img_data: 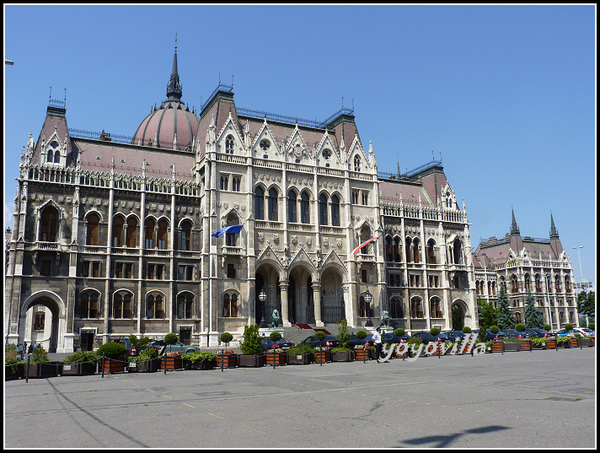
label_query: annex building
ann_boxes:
[7,44,573,353]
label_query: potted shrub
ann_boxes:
[238,324,265,367]
[286,344,313,365]
[331,320,354,362]
[5,344,25,380]
[160,333,184,370]
[182,351,216,370]
[129,347,159,373]
[62,351,99,375]
[353,329,371,360]
[216,332,237,368]
[312,331,331,363]
[265,331,286,365]
[26,345,62,378]
[97,341,127,373]
[489,326,503,353]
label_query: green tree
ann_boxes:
[477,297,498,340]
[577,290,596,320]
[497,285,515,329]
[524,292,544,328]
[239,324,263,355]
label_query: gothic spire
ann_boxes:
[510,207,520,235]
[166,34,182,101]
[549,212,559,239]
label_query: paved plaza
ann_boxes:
[4,347,596,449]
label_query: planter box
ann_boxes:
[331,350,354,362]
[185,360,216,370]
[491,341,503,353]
[265,352,287,365]
[129,359,159,373]
[99,358,126,374]
[215,354,237,368]
[5,363,25,380]
[519,341,532,351]
[312,350,331,363]
[286,352,312,365]
[238,354,265,367]
[545,339,557,349]
[26,362,61,378]
[503,342,521,352]
[579,338,594,347]
[570,338,579,347]
[61,362,97,376]
[160,356,184,370]
[354,348,372,361]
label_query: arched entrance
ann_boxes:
[451,299,469,331]
[321,266,345,323]
[20,293,64,353]
[288,265,313,325]
[255,264,280,327]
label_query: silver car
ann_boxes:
[151,340,199,354]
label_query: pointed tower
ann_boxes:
[549,212,563,257]
[509,208,523,252]
[166,34,182,101]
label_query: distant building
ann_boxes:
[472,210,578,329]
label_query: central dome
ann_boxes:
[132,43,200,151]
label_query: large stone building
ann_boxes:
[472,210,578,330]
[5,46,488,353]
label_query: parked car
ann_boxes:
[301,335,339,349]
[485,329,505,341]
[261,337,295,351]
[346,334,373,348]
[411,331,450,343]
[502,328,530,339]
[555,328,579,338]
[150,340,199,354]
[442,331,467,341]
[382,333,410,344]
[524,328,550,338]
[574,327,594,337]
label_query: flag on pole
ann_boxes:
[352,236,380,255]
[212,224,243,238]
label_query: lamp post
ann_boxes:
[572,246,590,326]
[258,288,268,328]
[364,290,373,327]
[544,274,554,332]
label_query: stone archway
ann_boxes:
[288,265,314,325]
[321,266,345,324]
[20,291,66,353]
[451,299,469,331]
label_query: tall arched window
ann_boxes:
[390,297,404,318]
[126,217,137,248]
[114,292,132,319]
[319,194,328,225]
[33,312,45,331]
[427,239,436,264]
[394,237,402,262]
[411,297,424,318]
[254,187,264,220]
[145,219,155,249]
[223,293,238,317]
[268,188,278,221]
[452,238,462,264]
[354,155,361,172]
[177,293,194,319]
[300,192,310,224]
[146,293,164,319]
[225,135,234,154]
[112,216,124,247]
[157,219,168,249]
[331,195,340,226]
[430,297,442,318]
[86,213,99,245]
[40,206,59,242]
[412,238,420,263]
[385,236,393,262]
[80,291,99,318]
[180,220,192,251]
[288,191,297,223]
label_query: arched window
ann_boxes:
[413,238,420,263]
[157,219,168,249]
[331,195,340,226]
[427,239,436,264]
[144,219,155,249]
[360,225,372,254]
[511,275,519,294]
[225,135,234,154]
[405,237,412,263]
[80,291,99,318]
[33,311,45,331]
[359,294,372,317]
[180,220,192,251]
[390,297,404,318]
[319,194,328,225]
[126,217,137,248]
[86,213,99,245]
[300,191,310,224]
[223,293,238,317]
[226,214,240,247]
[452,238,462,264]
[113,292,132,319]
[40,206,59,242]
[112,216,124,247]
[268,188,278,221]
[354,155,361,172]
[177,293,194,319]
[146,293,164,319]
[54,150,61,164]
[524,274,531,292]
[385,236,393,262]
[254,187,264,220]
[430,297,443,318]
[411,297,424,318]
[288,191,297,223]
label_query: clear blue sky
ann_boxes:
[4,4,596,288]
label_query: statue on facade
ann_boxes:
[271,309,281,328]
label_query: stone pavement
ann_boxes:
[5,347,596,449]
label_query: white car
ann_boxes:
[574,327,594,336]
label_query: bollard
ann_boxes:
[101,353,105,378]
[25,354,30,383]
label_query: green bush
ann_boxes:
[314,331,325,341]
[128,334,152,351]
[543,324,551,331]
[588,322,595,331]
[286,344,314,355]
[129,347,158,363]
[63,351,99,364]
[337,319,351,349]
[564,323,573,330]
[220,332,233,344]
[164,333,178,345]
[182,351,216,364]
[356,329,368,340]
[30,345,50,363]
[239,324,263,355]
[462,326,472,334]
[515,323,526,332]
[407,337,422,346]
[269,331,282,342]
[430,327,440,336]
[394,328,405,337]
[5,344,21,365]
[490,325,500,334]
[97,341,126,359]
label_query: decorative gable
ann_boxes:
[216,112,246,155]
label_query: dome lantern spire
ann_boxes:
[166,34,182,101]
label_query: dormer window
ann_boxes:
[225,135,234,154]
[354,155,361,172]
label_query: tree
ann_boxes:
[524,292,544,328]
[496,285,515,329]
[577,290,595,319]
[477,297,498,340]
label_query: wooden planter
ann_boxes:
[61,362,97,376]
[100,357,126,374]
[129,359,159,373]
[5,363,25,380]
[26,362,61,378]
[545,339,557,349]
[238,354,265,367]
[579,338,594,347]
[354,348,372,360]
[312,350,331,363]
[215,354,237,368]
[570,338,579,347]
[286,352,312,365]
[185,360,216,370]
[160,356,184,370]
[265,352,287,365]
[503,342,520,352]
[331,350,354,362]
[519,340,532,351]
[491,341,504,353]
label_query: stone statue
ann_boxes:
[271,309,281,328]
[381,310,391,327]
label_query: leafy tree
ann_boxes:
[577,290,596,319]
[337,319,351,349]
[239,324,263,355]
[497,285,515,329]
[477,297,498,340]
[524,292,544,328]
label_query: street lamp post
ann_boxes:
[258,288,268,328]
[544,274,554,332]
[364,290,373,327]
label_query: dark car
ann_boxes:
[382,333,410,344]
[301,335,339,349]
[524,328,550,338]
[485,329,505,340]
[261,337,295,351]
[149,340,199,354]
[346,334,373,348]
[411,331,450,343]
[502,328,530,339]
[442,331,467,342]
